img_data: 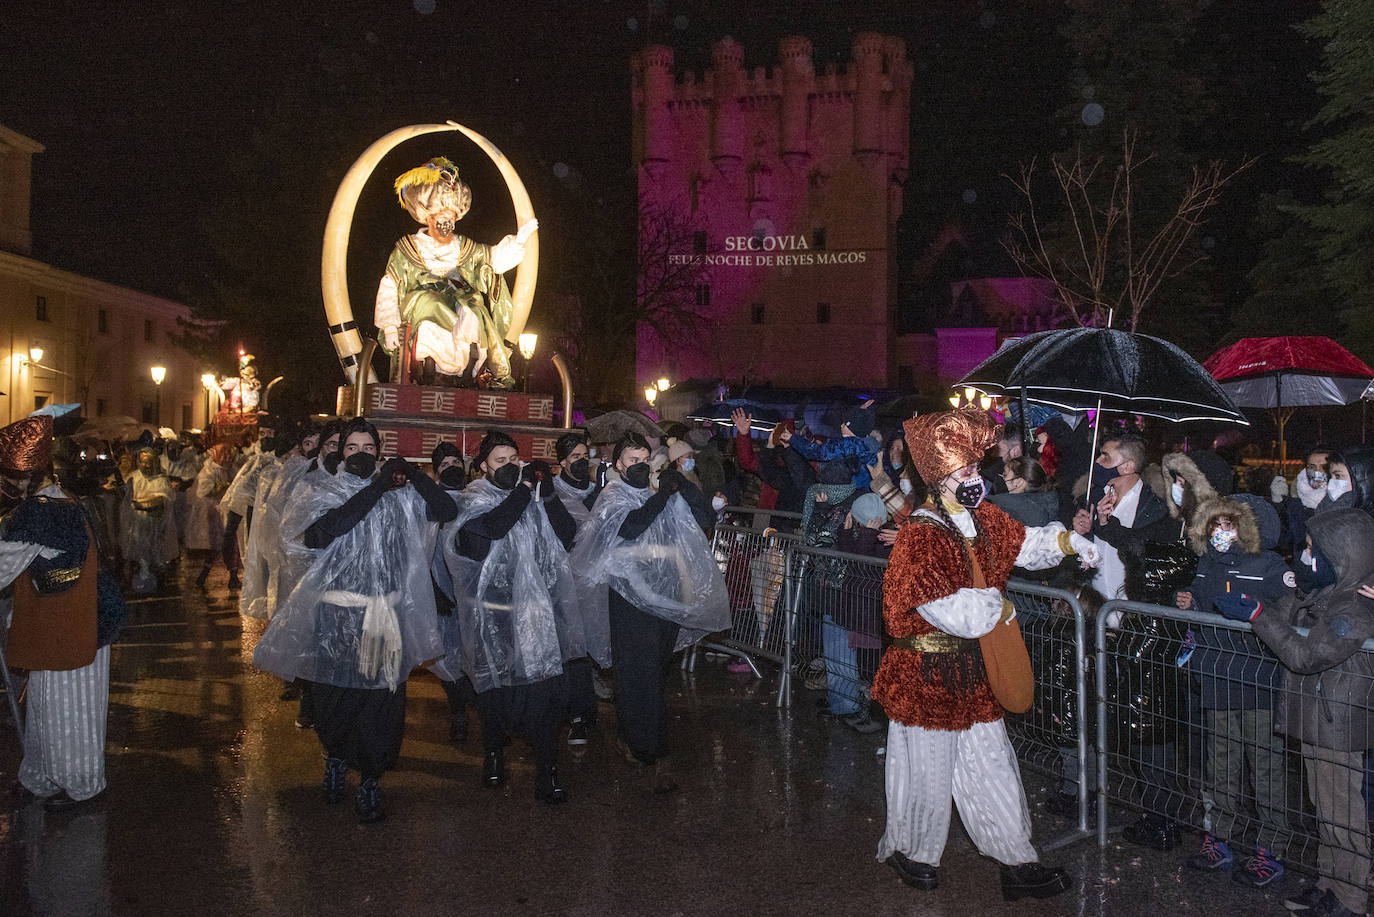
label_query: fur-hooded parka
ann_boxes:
[1186,494,1261,556]
[1161,451,1230,520]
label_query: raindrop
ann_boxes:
[1081,102,1105,126]
[553,162,570,179]
[626,17,638,32]
[962,188,977,204]
[1201,235,1216,250]
[980,10,997,28]
[412,0,436,14]
[1081,84,1095,100]
[365,31,379,45]
[674,13,689,30]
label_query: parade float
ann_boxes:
[321,122,572,462]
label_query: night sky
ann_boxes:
[1,0,1323,409]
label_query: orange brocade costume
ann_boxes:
[870,502,1025,731]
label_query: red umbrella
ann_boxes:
[1204,336,1374,463]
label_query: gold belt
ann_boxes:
[890,632,978,654]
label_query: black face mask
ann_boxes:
[259,437,276,453]
[305,445,320,459]
[490,463,520,490]
[323,453,341,475]
[1095,462,1122,483]
[566,457,591,483]
[953,477,987,509]
[343,452,377,479]
[624,462,651,489]
[438,466,465,489]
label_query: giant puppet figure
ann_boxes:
[374,157,538,388]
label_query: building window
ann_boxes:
[750,303,766,324]
[182,404,192,430]
[141,401,155,424]
[812,227,827,249]
[144,319,154,342]
[96,398,106,417]
[693,231,708,254]
[816,302,831,324]
[695,284,711,307]
[98,309,108,333]
[35,295,48,321]
[34,394,49,411]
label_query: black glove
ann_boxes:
[379,457,410,487]
[529,460,556,499]
[657,469,685,495]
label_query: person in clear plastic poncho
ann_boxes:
[123,446,178,593]
[252,418,457,823]
[239,422,321,621]
[438,431,591,804]
[422,440,472,745]
[569,432,729,794]
[550,431,603,746]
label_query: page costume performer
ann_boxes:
[873,407,1096,901]
[374,157,537,388]
[0,415,126,808]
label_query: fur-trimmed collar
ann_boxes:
[1186,495,1260,556]
[1161,452,1220,519]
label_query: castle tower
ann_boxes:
[633,35,913,393]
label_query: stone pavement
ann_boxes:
[1,564,1301,916]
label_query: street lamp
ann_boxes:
[201,372,217,428]
[644,386,658,406]
[28,345,43,364]
[151,365,166,428]
[948,394,961,408]
[656,376,670,392]
[517,333,538,393]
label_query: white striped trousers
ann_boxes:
[878,718,1039,867]
[19,644,111,801]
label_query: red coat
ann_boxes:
[871,502,1025,730]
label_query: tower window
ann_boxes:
[693,231,708,254]
[35,296,48,321]
[695,284,711,307]
[812,227,827,249]
[144,319,154,342]
[98,309,108,333]
[816,302,831,324]
[750,303,765,324]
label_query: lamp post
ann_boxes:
[150,365,166,428]
[644,385,658,408]
[201,372,216,429]
[518,333,538,393]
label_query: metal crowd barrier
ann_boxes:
[1095,599,1374,894]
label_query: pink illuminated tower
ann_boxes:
[632,35,913,392]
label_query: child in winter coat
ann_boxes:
[1174,493,1291,887]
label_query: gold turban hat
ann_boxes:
[903,406,1001,487]
[0,415,54,473]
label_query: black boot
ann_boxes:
[1123,814,1180,851]
[195,565,210,589]
[482,750,506,788]
[1000,863,1072,901]
[885,851,938,890]
[355,777,385,823]
[227,572,241,591]
[534,765,567,805]
[322,757,348,804]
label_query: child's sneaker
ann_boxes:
[1186,833,1233,871]
[1232,847,1283,888]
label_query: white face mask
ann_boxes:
[898,478,914,495]
[711,495,727,512]
[1327,478,1352,500]
[1171,482,1185,505]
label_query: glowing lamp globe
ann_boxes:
[150,365,167,385]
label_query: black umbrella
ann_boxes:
[958,328,1247,425]
[957,326,1247,501]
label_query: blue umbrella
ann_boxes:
[685,399,780,433]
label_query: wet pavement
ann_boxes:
[2,564,1300,916]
